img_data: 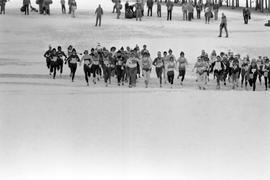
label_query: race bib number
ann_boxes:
[249,74,254,79]
[264,72,268,77]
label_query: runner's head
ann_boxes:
[72,49,76,55]
[168,49,172,54]
[157,51,161,57]
[180,51,184,57]
[84,50,88,55]
[57,46,62,51]
[163,51,167,56]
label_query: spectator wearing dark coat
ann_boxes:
[23,0,31,15]
[157,0,161,17]
[218,13,228,38]
[147,0,154,16]
[166,0,174,21]
[0,0,7,14]
[243,7,250,24]
[95,4,103,26]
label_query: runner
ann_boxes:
[210,56,225,89]
[141,51,152,88]
[44,45,52,72]
[176,51,188,86]
[81,50,92,86]
[56,46,67,77]
[193,57,208,90]
[262,57,270,90]
[247,59,259,91]
[126,51,139,88]
[66,48,80,82]
[153,51,164,87]
[49,48,60,79]
[166,56,176,88]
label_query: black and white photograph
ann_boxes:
[0,0,270,180]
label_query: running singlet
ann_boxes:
[57,51,66,60]
[103,57,111,67]
[154,57,164,68]
[69,55,80,64]
[142,57,151,70]
[51,55,58,62]
[214,61,222,71]
[263,64,270,77]
[178,57,187,70]
[92,56,99,65]
[82,55,92,65]
[167,62,175,72]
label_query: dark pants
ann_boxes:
[50,61,58,79]
[197,10,201,19]
[129,67,137,87]
[70,63,77,81]
[241,69,248,87]
[0,3,5,14]
[91,64,100,78]
[219,23,228,37]
[57,59,64,74]
[188,12,192,21]
[214,71,223,87]
[167,10,172,20]
[179,69,186,82]
[96,15,102,26]
[264,76,270,90]
[25,4,29,15]
[156,67,163,84]
[147,7,153,16]
[244,15,249,24]
[116,65,125,84]
[248,73,257,91]
[157,9,161,17]
[167,71,174,85]
[62,4,66,14]
[103,66,111,83]
[46,58,51,69]
[69,5,72,14]
[84,64,91,83]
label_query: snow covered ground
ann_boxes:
[0,4,270,180]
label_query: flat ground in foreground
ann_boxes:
[0,7,270,180]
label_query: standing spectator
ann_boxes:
[182,1,187,21]
[187,1,193,21]
[0,0,7,15]
[243,7,250,24]
[204,6,211,24]
[213,2,219,20]
[95,4,103,26]
[68,0,72,14]
[147,0,153,16]
[70,0,77,18]
[157,0,161,17]
[166,0,174,21]
[196,0,202,19]
[218,13,228,38]
[42,0,52,15]
[116,1,122,19]
[23,0,30,15]
[135,1,142,21]
[61,0,66,14]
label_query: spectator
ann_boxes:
[213,2,219,20]
[23,0,31,15]
[0,0,7,15]
[182,1,187,21]
[196,1,202,19]
[218,13,228,38]
[243,7,250,24]
[157,0,161,17]
[95,4,103,26]
[61,0,66,14]
[147,0,154,16]
[166,0,174,21]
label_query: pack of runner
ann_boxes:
[44,44,270,91]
